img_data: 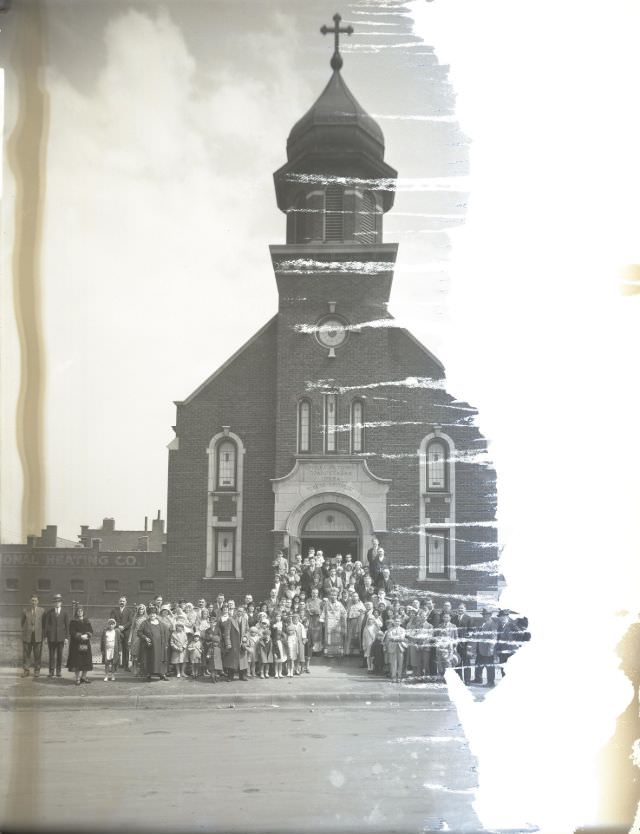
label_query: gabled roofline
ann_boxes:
[182,315,278,405]
[398,327,445,373]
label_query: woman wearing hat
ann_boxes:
[67,605,94,685]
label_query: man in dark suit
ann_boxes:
[110,595,133,670]
[44,593,69,677]
[21,595,45,677]
[366,537,380,569]
[375,567,393,595]
[452,602,473,685]
[369,547,386,584]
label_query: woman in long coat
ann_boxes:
[67,606,93,685]
[138,607,170,681]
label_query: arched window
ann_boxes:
[298,399,311,453]
[207,429,245,579]
[325,185,344,241]
[216,440,236,489]
[419,431,456,582]
[427,440,447,490]
[351,399,365,453]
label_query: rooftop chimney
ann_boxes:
[42,525,58,547]
[102,518,115,532]
[91,538,101,551]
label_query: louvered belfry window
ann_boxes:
[325,185,344,241]
[359,191,377,245]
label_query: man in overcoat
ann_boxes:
[21,595,45,677]
[43,594,69,677]
[220,601,248,681]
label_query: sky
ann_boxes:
[2,0,640,830]
[2,0,468,542]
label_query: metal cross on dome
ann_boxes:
[320,13,354,72]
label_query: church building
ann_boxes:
[166,18,498,606]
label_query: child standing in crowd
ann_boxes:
[295,610,310,674]
[170,622,188,679]
[204,628,223,683]
[384,616,407,683]
[187,633,203,679]
[101,618,120,682]
[247,626,260,677]
[271,616,285,679]
[259,623,273,678]
[285,623,298,677]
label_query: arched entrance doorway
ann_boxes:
[299,505,360,561]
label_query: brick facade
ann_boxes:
[166,62,498,607]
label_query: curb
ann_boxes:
[0,686,452,711]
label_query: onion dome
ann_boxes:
[286,69,385,166]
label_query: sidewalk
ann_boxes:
[0,658,460,711]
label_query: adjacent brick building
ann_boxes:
[0,520,167,664]
[167,49,498,606]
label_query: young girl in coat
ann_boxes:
[187,633,203,679]
[258,623,273,678]
[170,622,188,678]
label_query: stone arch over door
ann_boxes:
[286,492,374,564]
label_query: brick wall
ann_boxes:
[167,318,278,601]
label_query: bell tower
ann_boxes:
[270,13,401,482]
[273,13,397,251]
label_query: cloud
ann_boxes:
[41,7,309,532]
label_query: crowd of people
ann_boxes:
[19,542,529,686]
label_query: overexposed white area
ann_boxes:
[411,1,640,831]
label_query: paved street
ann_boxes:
[0,699,481,833]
